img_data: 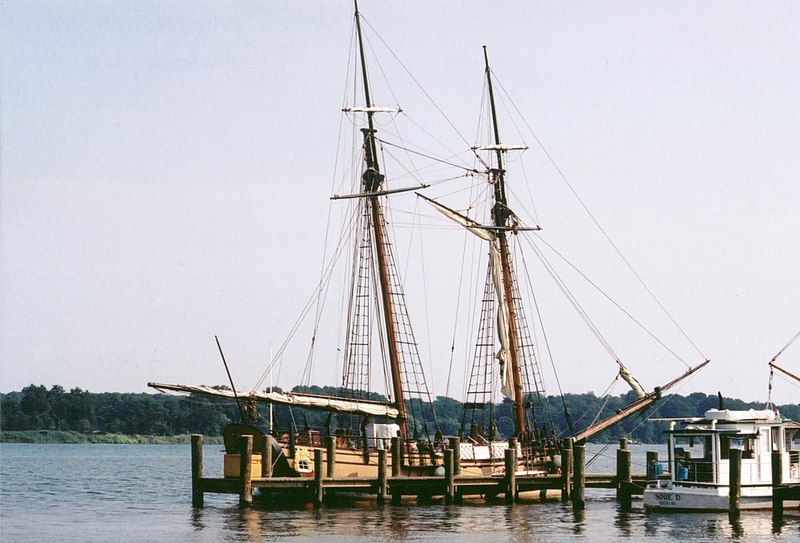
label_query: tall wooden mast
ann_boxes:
[483,46,526,439]
[354,3,408,438]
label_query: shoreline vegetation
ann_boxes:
[2,384,798,445]
[0,430,225,445]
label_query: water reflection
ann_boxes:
[614,506,633,537]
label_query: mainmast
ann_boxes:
[483,46,526,439]
[354,3,408,438]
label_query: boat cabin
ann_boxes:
[660,409,799,487]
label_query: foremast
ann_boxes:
[353,3,408,439]
[483,47,527,439]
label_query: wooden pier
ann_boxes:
[771,450,800,520]
[190,435,650,508]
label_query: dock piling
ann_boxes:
[646,451,659,480]
[191,434,204,507]
[326,435,337,477]
[314,448,324,506]
[444,449,455,505]
[771,450,784,519]
[572,444,586,509]
[239,435,253,508]
[728,448,741,516]
[504,447,517,504]
[449,437,461,476]
[262,435,272,478]
[391,437,401,476]
[561,439,572,502]
[377,448,388,504]
[616,438,632,507]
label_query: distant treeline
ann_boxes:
[2,384,798,444]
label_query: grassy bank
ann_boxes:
[0,431,224,445]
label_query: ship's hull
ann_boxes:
[643,482,797,511]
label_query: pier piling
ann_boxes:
[728,448,741,516]
[238,435,253,508]
[616,438,632,507]
[444,449,455,504]
[561,439,572,502]
[645,451,659,480]
[572,444,586,509]
[326,435,337,477]
[314,448,324,506]
[391,437,401,476]
[377,449,388,504]
[191,434,204,507]
[391,437,402,504]
[262,435,272,478]
[449,437,461,476]
[504,448,517,504]
[771,450,783,519]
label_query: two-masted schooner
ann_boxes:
[150,3,709,484]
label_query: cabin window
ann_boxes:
[723,437,755,459]
[297,459,310,472]
[672,435,713,482]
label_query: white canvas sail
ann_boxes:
[418,193,495,242]
[148,382,401,419]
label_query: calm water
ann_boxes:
[1,443,797,542]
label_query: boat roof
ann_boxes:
[703,408,780,422]
[659,408,800,435]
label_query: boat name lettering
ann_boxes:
[654,493,681,502]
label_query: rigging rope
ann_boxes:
[492,76,707,362]
[770,329,800,363]
[375,137,480,174]
[528,232,691,368]
[358,14,476,156]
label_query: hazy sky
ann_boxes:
[2,1,798,405]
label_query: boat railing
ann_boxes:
[277,423,442,466]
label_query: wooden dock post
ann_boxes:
[572,444,586,509]
[326,435,337,477]
[391,437,401,476]
[377,448,388,504]
[262,435,272,478]
[646,450,659,480]
[314,448,324,506]
[504,447,517,504]
[449,437,461,476]
[191,434,204,508]
[239,435,253,508]
[616,438,632,507]
[729,448,741,516]
[561,438,572,502]
[771,450,783,519]
[444,448,455,505]
[391,437,402,505]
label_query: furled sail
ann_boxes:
[616,360,646,399]
[491,240,515,398]
[148,382,401,419]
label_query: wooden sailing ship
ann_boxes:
[419,47,708,477]
[150,3,710,485]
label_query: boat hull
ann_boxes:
[643,483,782,511]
